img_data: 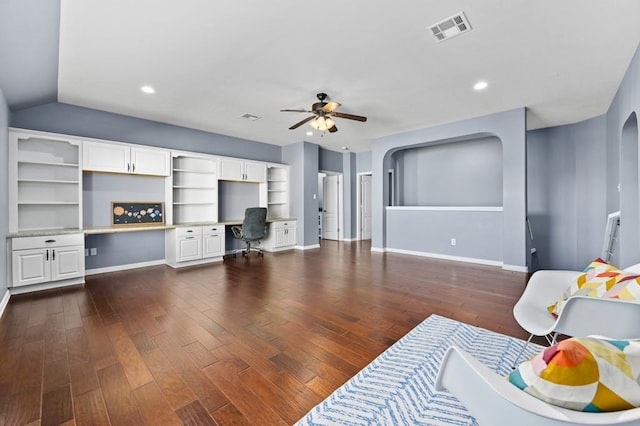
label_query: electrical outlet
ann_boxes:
[451,238,456,246]
[84,248,89,257]
[90,248,97,256]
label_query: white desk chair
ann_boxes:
[436,346,640,425]
[512,268,640,367]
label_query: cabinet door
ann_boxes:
[219,158,244,181]
[177,236,202,261]
[203,233,224,258]
[274,228,287,247]
[244,161,266,182]
[12,248,50,287]
[51,245,85,281]
[83,141,130,173]
[285,226,297,246]
[131,146,170,176]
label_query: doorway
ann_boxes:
[357,172,372,240]
[319,172,343,241]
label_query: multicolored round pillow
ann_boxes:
[508,337,640,411]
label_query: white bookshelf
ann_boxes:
[9,131,82,232]
[170,154,218,224]
[266,164,290,219]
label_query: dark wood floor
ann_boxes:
[0,240,532,425]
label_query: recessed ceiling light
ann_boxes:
[140,85,155,94]
[306,131,313,136]
[473,81,488,91]
[341,146,349,151]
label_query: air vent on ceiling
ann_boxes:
[429,12,472,42]
[239,113,261,121]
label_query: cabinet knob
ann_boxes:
[45,239,56,243]
[186,230,193,233]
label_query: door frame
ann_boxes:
[356,172,372,241]
[320,171,344,241]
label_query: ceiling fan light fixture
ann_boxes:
[309,116,335,131]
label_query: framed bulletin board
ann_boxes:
[112,202,164,226]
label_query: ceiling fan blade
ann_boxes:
[323,101,341,112]
[281,109,312,113]
[330,111,367,122]
[289,115,316,130]
[328,124,338,133]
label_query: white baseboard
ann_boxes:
[502,264,529,273]
[385,247,503,268]
[85,259,166,276]
[0,289,10,319]
[371,247,386,253]
[295,244,320,250]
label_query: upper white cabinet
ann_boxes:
[169,153,218,224]
[83,140,170,176]
[9,130,82,233]
[219,157,266,182]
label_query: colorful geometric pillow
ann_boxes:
[508,337,640,412]
[547,259,638,316]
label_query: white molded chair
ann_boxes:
[512,269,640,366]
[435,346,640,425]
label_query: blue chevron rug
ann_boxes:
[296,314,543,425]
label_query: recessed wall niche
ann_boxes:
[391,136,503,206]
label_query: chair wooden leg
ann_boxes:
[512,334,534,369]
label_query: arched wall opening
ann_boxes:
[619,112,639,267]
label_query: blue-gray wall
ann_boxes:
[11,102,282,162]
[527,116,607,270]
[394,136,503,207]
[283,141,320,247]
[0,88,9,304]
[371,108,527,271]
[0,0,59,110]
[343,152,356,239]
[356,151,371,173]
[319,148,343,173]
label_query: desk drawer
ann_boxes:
[175,226,202,237]
[271,220,295,230]
[11,233,84,250]
[202,225,223,235]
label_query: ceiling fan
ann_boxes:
[281,93,367,133]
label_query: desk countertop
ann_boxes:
[9,218,297,238]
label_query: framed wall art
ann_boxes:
[112,202,164,226]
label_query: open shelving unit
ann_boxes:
[170,154,218,224]
[266,164,290,219]
[9,133,82,232]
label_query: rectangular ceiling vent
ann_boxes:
[429,12,472,42]
[240,113,261,121]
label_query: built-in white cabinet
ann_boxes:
[165,225,225,268]
[9,130,82,233]
[83,141,170,176]
[9,234,85,292]
[266,164,290,219]
[219,157,266,182]
[168,154,218,224]
[262,219,297,252]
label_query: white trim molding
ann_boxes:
[386,206,503,212]
[0,289,10,319]
[502,264,529,273]
[85,259,166,276]
[385,247,503,268]
[295,244,320,250]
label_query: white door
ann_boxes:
[323,175,339,240]
[361,174,372,240]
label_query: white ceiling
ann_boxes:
[57,1,640,152]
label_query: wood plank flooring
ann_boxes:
[0,240,532,425]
